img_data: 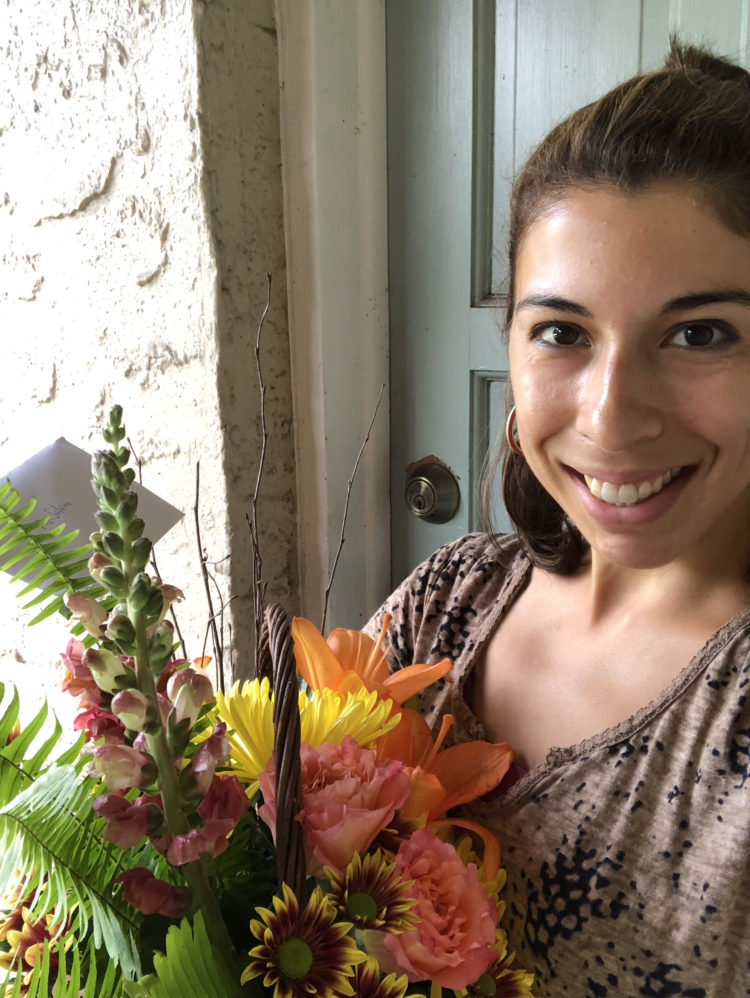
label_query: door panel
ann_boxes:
[388,0,750,586]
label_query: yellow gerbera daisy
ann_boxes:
[242,883,366,998]
[216,680,400,797]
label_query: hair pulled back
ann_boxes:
[492,40,750,573]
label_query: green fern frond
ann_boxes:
[121,913,249,998]
[0,479,105,625]
[0,765,142,979]
[0,682,85,806]
[2,938,123,998]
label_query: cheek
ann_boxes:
[512,366,575,443]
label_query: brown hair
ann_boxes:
[486,40,750,573]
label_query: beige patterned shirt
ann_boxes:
[365,533,750,998]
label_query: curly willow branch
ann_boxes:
[266,602,307,902]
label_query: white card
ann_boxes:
[1,437,183,587]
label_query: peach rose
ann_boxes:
[383,828,496,989]
[258,735,411,874]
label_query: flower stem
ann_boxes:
[133,615,237,961]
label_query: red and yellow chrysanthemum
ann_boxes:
[325,850,418,934]
[243,883,366,998]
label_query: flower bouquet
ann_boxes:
[0,405,534,998]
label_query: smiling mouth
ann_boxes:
[581,468,685,507]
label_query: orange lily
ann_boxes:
[387,712,510,880]
[391,711,513,820]
[291,614,453,705]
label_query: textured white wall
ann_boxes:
[0,0,297,730]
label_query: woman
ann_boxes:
[366,42,750,996]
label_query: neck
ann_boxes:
[578,547,750,629]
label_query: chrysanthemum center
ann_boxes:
[277,937,314,980]
[472,972,497,996]
[346,891,378,921]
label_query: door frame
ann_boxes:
[275,0,391,629]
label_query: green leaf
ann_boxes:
[132,912,248,998]
[2,938,123,998]
[0,479,109,625]
[0,764,142,979]
[0,682,86,805]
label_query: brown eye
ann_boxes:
[536,323,582,346]
[668,321,735,348]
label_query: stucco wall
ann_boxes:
[0,0,297,730]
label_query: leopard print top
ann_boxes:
[364,533,750,998]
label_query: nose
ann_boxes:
[575,345,665,450]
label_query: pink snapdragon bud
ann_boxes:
[90,743,155,791]
[111,689,156,731]
[87,552,113,586]
[74,706,126,744]
[115,868,191,918]
[181,722,230,797]
[165,778,248,866]
[198,773,250,824]
[167,668,214,727]
[82,648,131,695]
[60,638,101,707]
[93,793,163,848]
[64,592,107,638]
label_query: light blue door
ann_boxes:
[387,0,750,585]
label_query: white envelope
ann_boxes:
[1,437,183,587]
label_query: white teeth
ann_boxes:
[600,481,619,504]
[617,483,639,505]
[583,468,683,507]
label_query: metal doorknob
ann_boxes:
[405,460,460,523]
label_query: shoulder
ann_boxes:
[364,533,525,670]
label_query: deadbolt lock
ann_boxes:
[405,460,460,523]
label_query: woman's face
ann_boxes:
[509,184,750,573]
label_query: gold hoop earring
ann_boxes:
[505,406,524,456]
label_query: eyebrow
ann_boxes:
[513,294,592,317]
[661,289,750,312]
[513,288,750,317]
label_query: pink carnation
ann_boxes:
[258,735,411,875]
[382,828,496,989]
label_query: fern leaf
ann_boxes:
[0,479,107,625]
[2,939,123,998]
[0,765,142,978]
[0,682,85,806]
[134,913,248,998]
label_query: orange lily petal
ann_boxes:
[291,617,349,691]
[430,740,514,816]
[381,658,453,704]
[376,706,422,765]
[430,817,501,879]
[327,614,391,685]
[400,769,446,820]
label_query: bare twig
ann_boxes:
[321,382,386,633]
[201,594,238,675]
[194,461,225,692]
[248,273,272,677]
[127,435,189,660]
